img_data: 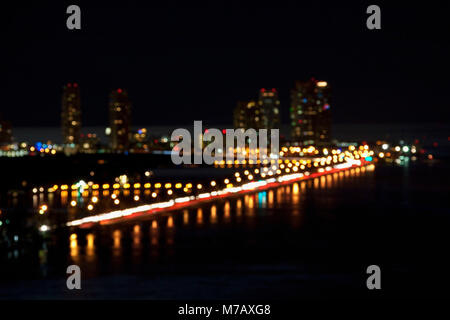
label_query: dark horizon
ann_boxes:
[1,1,449,128]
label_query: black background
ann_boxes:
[0,0,449,127]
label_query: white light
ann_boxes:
[382,144,389,150]
[198,193,211,199]
[40,225,49,232]
[175,197,190,203]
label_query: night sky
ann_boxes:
[1,1,449,128]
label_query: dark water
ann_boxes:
[1,162,449,299]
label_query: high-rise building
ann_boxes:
[290,79,331,146]
[61,83,81,149]
[233,100,264,130]
[109,88,131,152]
[0,114,12,146]
[80,133,100,154]
[258,88,281,129]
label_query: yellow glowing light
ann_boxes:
[70,200,77,207]
[87,204,94,211]
[155,183,161,189]
[134,195,140,201]
[224,179,230,184]
[210,181,216,187]
[152,192,157,198]
[133,183,141,189]
[167,190,173,195]
[197,184,202,190]
[113,183,120,189]
[91,196,98,203]
[164,183,172,189]
[114,199,120,205]
[175,183,182,189]
[144,183,151,188]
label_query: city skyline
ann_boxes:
[2,80,334,148]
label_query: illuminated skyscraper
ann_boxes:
[61,83,81,149]
[80,133,100,154]
[0,114,12,146]
[290,79,331,146]
[109,88,131,152]
[258,88,280,129]
[233,100,263,130]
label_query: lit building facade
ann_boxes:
[80,133,100,154]
[61,83,81,148]
[109,88,131,152]
[0,118,12,146]
[233,100,264,130]
[131,128,150,153]
[258,88,281,129]
[290,79,331,146]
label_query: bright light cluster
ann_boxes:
[32,144,374,230]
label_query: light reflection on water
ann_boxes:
[210,205,217,224]
[224,201,230,221]
[60,165,375,277]
[196,208,203,225]
[183,209,189,225]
